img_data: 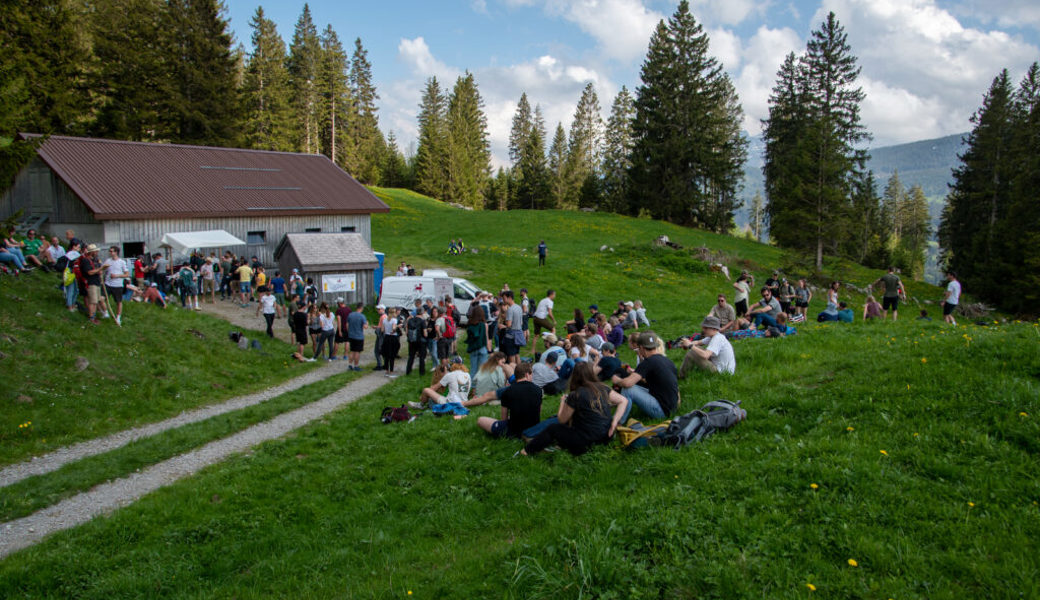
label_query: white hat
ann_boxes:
[376,304,386,310]
[336,298,345,304]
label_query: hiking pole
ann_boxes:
[99,280,120,328]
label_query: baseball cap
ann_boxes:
[637,331,659,349]
[588,304,598,310]
[375,304,385,310]
[542,332,558,344]
[600,341,615,352]
[451,356,464,364]
[625,301,635,307]
[151,282,158,288]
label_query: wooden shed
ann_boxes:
[1,134,389,265]
[274,233,380,306]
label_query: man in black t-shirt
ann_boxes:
[612,331,679,422]
[475,363,543,438]
[593,342,624,382]
[873,267,905,321]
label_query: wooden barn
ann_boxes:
[274,233,380,305]
[0,134,389,266]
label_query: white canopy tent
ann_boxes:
[159,230,246,253]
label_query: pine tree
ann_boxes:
[547,123,569,209]
[845,170,888,267]
[762,13,869,269]
[241,7,293,151]
[414,76,448,199]
[898,184,931,278]
[159,0,241,146]
[509,92,534,167]
[601,86,635,214]
[564,82,603,209]
[345,38,385,183]
[1003,63,1040,312]
[288,5,321,153]
[381,132,410,188]
[882,170,905,241]
[515,121,549,209]
[317,24,349,162]
[939,70,1015,298]
[445,72,491,208]
[629,1,747,230]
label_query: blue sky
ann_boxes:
[223,0,1040,167]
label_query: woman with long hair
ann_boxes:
[521,362,628,456]
[473,351,508,399]
[565,308,585,334]
[381,307,403,376]
[466,302,492,376]
[315,302,336,360]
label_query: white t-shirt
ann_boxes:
[439,370,471,404]
[705,333,736,374]
[586,334,604,350]
[319,312,336,331]
[260,295,277,315]
[534,297,554,319]
[102,258,127,288]
[734,281,749,303]
[946,280,961,305]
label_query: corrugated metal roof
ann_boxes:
[277,232,378,269]
[19,134,390,220]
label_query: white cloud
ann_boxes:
[709,27,743,70]
[540,0,664,62]
[692,0,767,26]
[730,26,803,137]
[397,37,458,81]
[471,0,489,15]
[814,0,1039,144]
[954,0,1040,29]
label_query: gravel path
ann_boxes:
[0,359,361,488]
[0,371,392,559]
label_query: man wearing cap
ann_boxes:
[612,331,679,421]
[678,316,736,378]
[621,301,638,330]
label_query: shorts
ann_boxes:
[532,315,554,334]
[105,285,124,301]
[349,338,364,352]
[489,419,510,438]
[735,299,748,316]
[274,292,286,306]
[943,302,956,316]
[184,285,198,296]
[295,329,308,345]
[87,285,101,304]
[795,300,809,308]
[203,279,215,293]
[239,281,251,294]
[501,335,519,357]
[335,332,347,344]
[882,296,899,311]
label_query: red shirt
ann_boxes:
[134,259,145,279]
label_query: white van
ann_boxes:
[378,272,481,323]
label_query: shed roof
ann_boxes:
[275,232,379,270]
[19,134,389,220]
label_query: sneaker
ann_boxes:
[407,401,425,410]
[115,315,121,326]
[101,312,110,319]
[306,358,316,362]
[388,373,398,379]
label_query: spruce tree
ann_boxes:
[547,123,569,209]
[898,184,931,279]
[159,0,241,146]
[381,132,410,188]
[317,25,349,162]
[564,82,603,209]
[445,72,491,208]
[629,1,746,230]
[1003,63,1040,311]
[288,5,321,153]
[509,92,534,167]
[414,76,448,199]
[242,7,293,151]
[515,121,549,209]
[601,86,635,214]
[346,38,385,183]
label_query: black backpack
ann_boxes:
[657,400,746,449]
[406,315,425,343]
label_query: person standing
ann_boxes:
[82,245,103,323]
[537,240,547,266]
[733,273,751,318]
[256,287,278,338]
[794,279,812,319]
[150,252,169,295]
[532,289,556,336]
[178,262,200,311]
[334,298,351,357]
[270,271,287,316]
[502,290,525,365]
[465,303,491,377]
[102,246,130,324]
[406,306,429,376]
[942,271,961,326]
[346,302,368,371]
[373,304,387,371]
[235,261,253,306]
[200,258,216,304]
[381,307,402,376]
[874,267,905,321]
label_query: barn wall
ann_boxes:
[103,215,372,265]
[1,158,101,233]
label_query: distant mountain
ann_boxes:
[735,132,968,232]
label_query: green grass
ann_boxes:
[0,274,316,466]
[1,189,1037,598]
[0,369,361,522]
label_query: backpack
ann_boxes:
[406,315,424,343]
[616,419,670,449]
[62,266,76,286]
[658,400,746,449]
[443,314,456,338]
[381,405,415,424]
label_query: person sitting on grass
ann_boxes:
[565,308,585,335]
[612,331,680,422]
[916,309,932,322]
[532,350,567,395]
[749,287,783,329]
[678,316,736,378]
[820,302,854,323]
[605,316,624,348]
[411,357,472,409]
[473,362,543,439]
[584,323,605,351]
[471,351,511,400]
[593,342,626,382]
[520,363,629,457]
[143,282,167,309]
[863,295,883,320]
[632,300,651,327]
[708,294,738,333]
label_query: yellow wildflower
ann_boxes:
[1020,412,1029,417]
[846,426,855,432]
[880,450,888,456]
[968,502,975,507]
[810,483,819,490]
[806,583,816,591]
[920,357,927,363]
[848,559,858,567]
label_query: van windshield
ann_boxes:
[454,282,475,300]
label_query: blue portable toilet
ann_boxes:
[373,251,385,301]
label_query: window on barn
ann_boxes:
[340,226,356,233]
[305,228,321,233]
[247,231,266,245]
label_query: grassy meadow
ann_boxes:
[0,188,1038,598]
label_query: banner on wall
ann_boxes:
[322,273,357,293]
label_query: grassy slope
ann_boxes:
[1,189,1037,598]
[0,275,316,466]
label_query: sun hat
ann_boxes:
[700,315,722,330]
[84,244,99,253]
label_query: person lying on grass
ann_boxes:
[472,363,544,439]
[411,357,471,409]
[520,363,629,457]
[613,331,680,422]
[678,315,736,378]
